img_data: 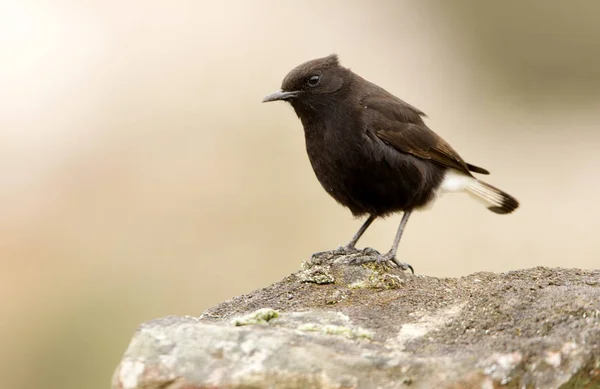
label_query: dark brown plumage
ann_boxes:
[263,54,518,271]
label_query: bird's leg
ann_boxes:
[310,215,377,262]
[341,214,376,252]
[377,210,414,273]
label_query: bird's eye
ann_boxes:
[307,75,320,87]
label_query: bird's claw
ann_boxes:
[380,254,414,274]
[311,245,374,263]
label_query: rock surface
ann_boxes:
[112,253,600,389]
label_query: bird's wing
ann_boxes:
[363,95,489,175]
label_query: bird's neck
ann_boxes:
[292,103,323,129]
[292,96,351,132]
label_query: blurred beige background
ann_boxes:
[1,1,599,388]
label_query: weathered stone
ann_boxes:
[112,255,600,389]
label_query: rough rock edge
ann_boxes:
[112,255,600,389]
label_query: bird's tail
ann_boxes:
[464,178,519,214]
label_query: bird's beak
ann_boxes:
[262,89,299,103]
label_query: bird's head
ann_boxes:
[262,54,350,110]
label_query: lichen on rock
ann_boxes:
[231,308,280,326]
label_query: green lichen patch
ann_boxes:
[297,266,335,284]
[231,308,280,326]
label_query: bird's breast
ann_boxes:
[303,123,444,216]
[304,124,364,184]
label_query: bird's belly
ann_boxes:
[306,143,443,216]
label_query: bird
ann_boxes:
[262,54,518,272]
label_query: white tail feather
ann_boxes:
[464,179,505,208]
[439,170,518,214]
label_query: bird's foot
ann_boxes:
[310,245,373,263]
[380,252,414,274]
[347,251,414,274]
[337,243,361,255]
[310,246,413,273]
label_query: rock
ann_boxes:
[112,254,600,389]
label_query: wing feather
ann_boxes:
[363,95,488,175]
